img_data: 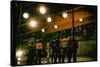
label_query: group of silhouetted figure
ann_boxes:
[26,37,78,65]
[50,37,78,63]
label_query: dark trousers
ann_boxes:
[73,49,77,62]
[35,50,42,64]
[67,48,77,63]
[27,54,35,64]
[61,48,66,63]
[51,50,57,63]
[58,49,61,63]
[35,56,41,64]
[67,48,72,63]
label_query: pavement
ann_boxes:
[17,56,96,65]
[41,56,96,64]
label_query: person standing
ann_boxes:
[26,37,36,65]
[73,39,78,62]
[46,43,51,63]
[61,46,66,63]
[57,42,62,63]
[51,41,59,63]
[60,38,67,63]
[50,42,55,64]
[67,37,78,63]
[35,40,43,64]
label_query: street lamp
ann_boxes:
[39,6,46,14]
[23,12,29,19]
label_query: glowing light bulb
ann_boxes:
[39,6,46,14]
[79,18,83,22]
[62,12,68,18]
[41,29,45,32]
[47,17,52,22]
[29,20,37,28]
[54,25,58,29]
[23,12,29,19]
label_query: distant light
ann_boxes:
[17,57,21,61]
[62,12,68,18]
[17,61,21,65]
[23,12,29,19]
[29,20,37,28]
[79,18,83,22]
[54,25,58,29]
[39,6,46,14]
[47,17,52,22]
[41,29,45,32]
[16,50,23,57]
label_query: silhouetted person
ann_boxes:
[67,37,78,63]
[56,41,61,63]
[35,49,42,64]
[73,39,78,62]
[61,47,66,63]
[26,37,36,65]
[51,42,57,63]
[60,40,67,63]
[35,41,43,64]
[50,40,60,63]
[46,43,51,63]
[50,42,54,63]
